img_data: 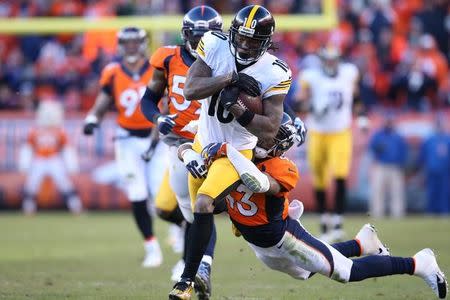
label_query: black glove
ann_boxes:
[83,122,98,135]
[219,85,240,109]
[231,72,261,97]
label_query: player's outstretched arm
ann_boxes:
[141,67,178,135]
[141,68,165,123]
[87,91,112,122]
[83,91,112,135]
[184,57,233,100]
[228,94,284,149]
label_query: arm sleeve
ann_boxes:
[140,88,162,123]
[226,144,270,193]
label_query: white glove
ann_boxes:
[181,149,207,179]
[293,117,307,146]
[288,199,304,220]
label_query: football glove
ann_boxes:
[293,117,307,146]
[182,149,207,179]
[231,72,261,97]
[219,86,240,109]
[156,114,177,135]
[83,115,98,135]
[201,142,228,167]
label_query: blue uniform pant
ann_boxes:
[426,172,450,214]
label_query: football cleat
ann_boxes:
[414,248,447,299]
[194,261,212,300]
[169,279,194,300]
[355,224,390,256]
[142,238,163,268]
[171,259,185,282]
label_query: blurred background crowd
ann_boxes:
[0,0,448,112]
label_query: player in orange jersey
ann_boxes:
[20,101,82,215]
[83,27,163,268]
[198,114,447,300]
[140,5,223,295]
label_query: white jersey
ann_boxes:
[196,31,292,150]
[300,63,358,133]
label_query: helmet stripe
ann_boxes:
[244,5,260,28]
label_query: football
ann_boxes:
[237,92,263,115]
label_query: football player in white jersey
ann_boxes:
[169,5,292,300]
[295,45,367,242]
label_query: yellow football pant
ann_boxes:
[154,169,178,212]
[188,139,253,209]
[307,129,352,189]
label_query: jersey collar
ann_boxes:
[180,46,195,67]
[120,60,150,81]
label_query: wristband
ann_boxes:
[236,109,255,127]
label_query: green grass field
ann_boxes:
[0,212,448,300]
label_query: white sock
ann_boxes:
[201,255,213,266]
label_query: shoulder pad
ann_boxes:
[150,46,178,69]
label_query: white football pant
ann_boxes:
[24,156,74,195]
[168,145,193,223]
[249,219,353,283]
[114,127,171,202]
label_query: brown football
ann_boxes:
[237,92,263,115]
